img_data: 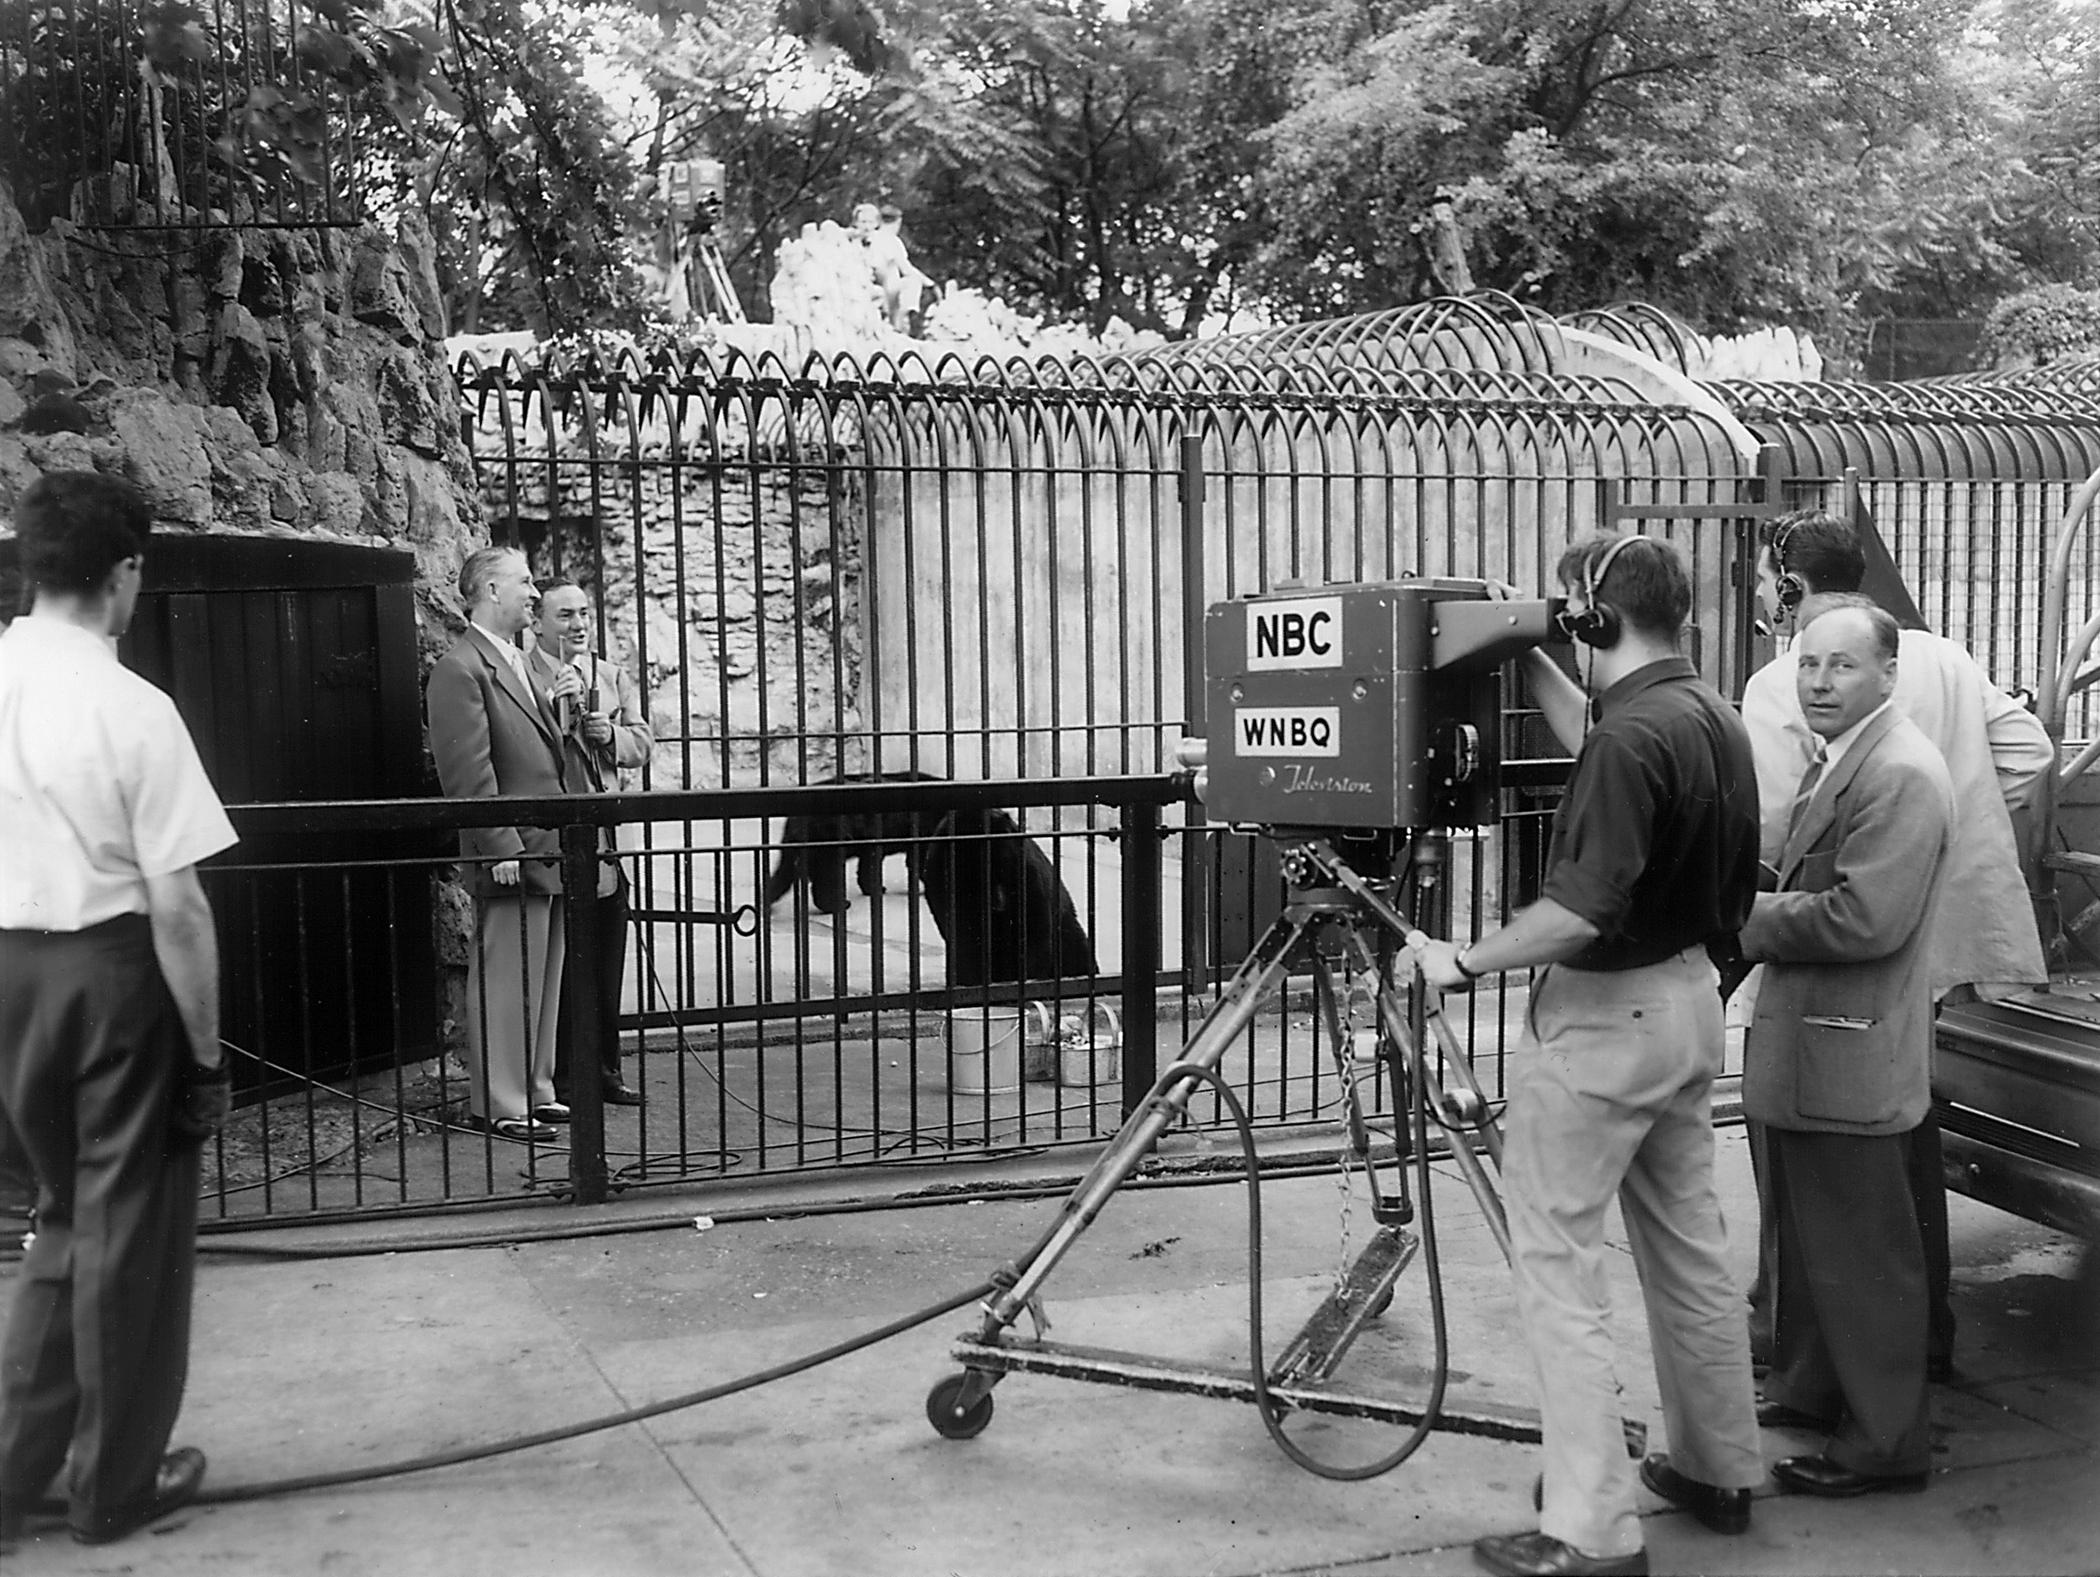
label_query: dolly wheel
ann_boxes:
[1368,1286,1394,1318]
[926,1373,995,1439]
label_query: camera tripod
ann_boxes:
[923,826,1592,1466]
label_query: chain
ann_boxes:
[1328,955,1382,1299]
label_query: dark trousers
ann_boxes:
[0,918,200,1536]
[1764,1126,1932,1476]
[1749,1112,1956,1372]
[554,867,630,1097]
[0,1104,33,1221]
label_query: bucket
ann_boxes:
[1050,1002,1123,1086]
[1020,1001,1061,1082]
[948,1007,1024,1093]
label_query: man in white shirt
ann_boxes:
[1740,510,2052,1382]
[0,470,236,1547]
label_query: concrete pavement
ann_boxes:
[1,1123,2096,1576]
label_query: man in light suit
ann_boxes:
[1740,511,2051,1380]
[529,577,652,1107]
[426,546,573,1143]
[1739,599,1953,1499]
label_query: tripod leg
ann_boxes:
[975,902,1330,1332]
[1373,971,1512,1263]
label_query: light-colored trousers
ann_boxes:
[467,893,565,1121]
[1504,947,1764,1558]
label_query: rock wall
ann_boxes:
[0,178,483,660]
[0,176,496,1064]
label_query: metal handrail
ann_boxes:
[220,773,1189,841]
[2038,467,2100,748]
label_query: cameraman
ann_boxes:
[1418,533,1763,1577]
[0,471,234,1546]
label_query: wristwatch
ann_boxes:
[1454,949,1484,983]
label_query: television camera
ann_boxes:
[926,578,1621,1478]
[661,156,726,234]
[1196,577,1566,833]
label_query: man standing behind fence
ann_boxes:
[0,471,234,1546]
[530,576,651,1107]
[427,546,573,1144]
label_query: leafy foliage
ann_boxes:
[0,0,448,228]
[1979,282,2100,367]
[7,0,2100,362]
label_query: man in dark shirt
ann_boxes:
[1419,533,1765,1577]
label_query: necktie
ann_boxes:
[1787,748,1827,837]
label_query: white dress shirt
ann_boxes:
[0,615,236,931]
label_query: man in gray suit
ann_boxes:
[427,546,574,1143]
[1739,598,1953,1498]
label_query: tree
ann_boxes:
[13,0,2100,353]
[1249,0,1996,353]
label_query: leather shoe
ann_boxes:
[1473,1531,1648,1576]
[531,1101,572,1125]
[1772,1454,1928,1498]
[1755,1398,1834,1431]
[1638,1454,1750,1535]
[602,1080,644,1106]
[71,1447,207,1545]
[469,1113,558,1143]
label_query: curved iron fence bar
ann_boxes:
[1562,303,1697,375]
[1717,376,2100,427]
[1128,293,1568,379]
[458,340,1767,448]
[1713,379,2100,482]
[456,362,1739,450]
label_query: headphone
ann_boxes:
[1562,532,1644,649]
[1769,519,1808,611]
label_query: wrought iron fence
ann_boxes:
[194,778,1188,1224]
[450,303,1767,1215]
[150,296,2100,1227]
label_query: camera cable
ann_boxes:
[1160,1051,1454,1480]
[174,1275,998,1507]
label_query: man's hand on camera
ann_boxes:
[1416,938,1475,992]
[171,1057,231,1142]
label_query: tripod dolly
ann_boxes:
[924,827,1619,1471]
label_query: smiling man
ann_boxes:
[1738,597,1953,1500]
[527,577,652,1108]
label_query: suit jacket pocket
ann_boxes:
[1793,848,1838,893]
[1795,1016,1901,1125]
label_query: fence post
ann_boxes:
[1179,432,1212,994]
[559,820,608,1205]
[1119,799,1162,1120]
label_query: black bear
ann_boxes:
[917,806,1098,987]
[763,771,947,914]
